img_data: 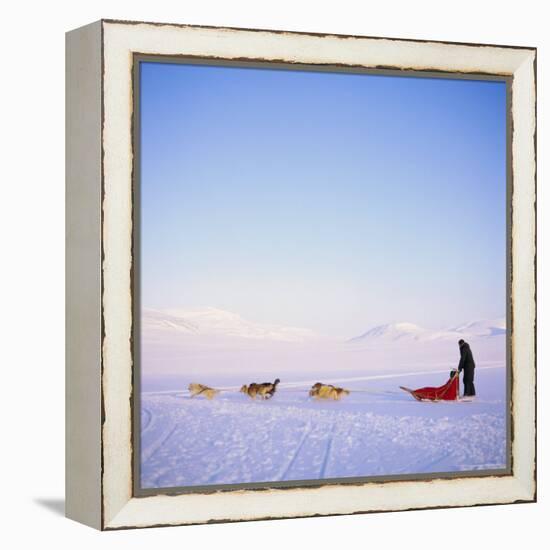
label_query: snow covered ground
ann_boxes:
[139,308,508,489]
[140,366,507,489]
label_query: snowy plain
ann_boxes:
[140,309,507,489]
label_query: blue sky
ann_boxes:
[140,61,507,337]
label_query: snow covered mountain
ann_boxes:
[142,307,318,343]
[349,322,459,344]
[143,307,505,346]
[141,309,506,376]
[349,318,506,345]
[450,318,506,337]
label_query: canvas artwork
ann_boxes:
[135,60,509,492]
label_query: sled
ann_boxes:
[400,370,460,402]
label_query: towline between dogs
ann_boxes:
[144,365,502,399]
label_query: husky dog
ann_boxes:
[241,378,280,399]
[240,383,260,399]
[309,382,323,397]
[309,383,350,400]
[258,378,280,399]
[188,383,219,400]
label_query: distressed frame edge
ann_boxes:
[102,17,537,52]
[98,20,536,530]
[509,49,537,502]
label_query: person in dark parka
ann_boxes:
[458,339,476,397]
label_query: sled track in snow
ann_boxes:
[140,367,507,488]
[141,407,153,433]
[407,449,454,473]
[279,422,312,480]
[319,423,335,479]
[142,422,179,464]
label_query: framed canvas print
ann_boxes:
[66,19,537,530]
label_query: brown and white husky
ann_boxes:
[240,378,280,399]
[309,382,350,400]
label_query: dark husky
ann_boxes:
[240,378,280,399]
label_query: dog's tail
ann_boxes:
[264,378,280,399]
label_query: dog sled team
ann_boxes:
[188,339,478,404]
[188,379,350,401]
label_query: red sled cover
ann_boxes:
[400,371,459,401]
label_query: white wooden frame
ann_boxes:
[66,19,536,530]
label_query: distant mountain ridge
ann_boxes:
[143,307,506,346]
[142,307,318,343]
[349,318,506,344]
[449,318,506,337]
